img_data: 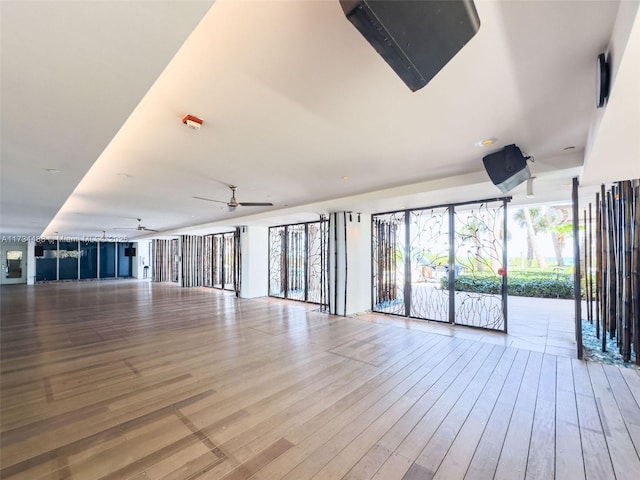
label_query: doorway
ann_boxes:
[0,243,28,285]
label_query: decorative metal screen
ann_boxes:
[201,232,236,290]
[372,212,406,315]
[269,219,328,307]
[409,208,450,322]
[372,199,508,332]
[213,235,223,288]
[287,224,306,301]
[171,239,179,283]
[454,202,506,330]
[269,226,286,298]
[307,221,328,305]
[222,233,236,291]
[202,235,213,286]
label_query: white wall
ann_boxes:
[329,212,372,316]
[27,239,36,284]
[133,239,152,279]
[239,226,269,298]
[345,213,372,315]
[583,1,640,183]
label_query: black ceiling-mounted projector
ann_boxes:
[483,144,531,193]
[339,0,481,92]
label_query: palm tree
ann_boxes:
[513,207,547,268]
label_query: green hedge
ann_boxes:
[440,272,575,299]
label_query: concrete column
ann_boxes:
[239,226,269,298]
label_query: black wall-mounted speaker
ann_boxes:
[124,247,136,257]
[34,245,44,257]
[483,144,531,193]
[339,0,480,92]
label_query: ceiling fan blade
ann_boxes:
[142,227,159,232]
[113,227,136,230]
[238,202,274,207]
[192,195,227,204]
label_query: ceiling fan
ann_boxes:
[114,218,158,233]
[193,185,273,211]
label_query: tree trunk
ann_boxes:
[545,209,564,266]
[523,208,547,268]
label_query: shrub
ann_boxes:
[440,271,575,299]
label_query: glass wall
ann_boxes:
[222,233,236,291]
[409,208,450,322]
[372,199,508,332]
[58,241,79,280]
[80,242,98,279]
[372,212,406,316]
[99,243,116,278]
[269,227,286,298]
[35,240,58,281]
[202,232,236,290]
[117,242,133,278]
[269,219,329,306]
[35,241,134,282]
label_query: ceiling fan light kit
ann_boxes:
[113,218,159,233]
[193,185,274,209]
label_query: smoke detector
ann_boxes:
[182,114,203,130]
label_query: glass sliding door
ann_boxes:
[372,212,406,316]
[201,232,236,290]
[409,208,450,322]
[307,220,329,305]
[269,226,286,298]
[171,239,179,282]
[35,240,57,281]
[117,242,133,277]
[372,198,508,332]
[222,233,236,291]
[58,241,79,280]
[202,235,213,287]
[268,220,328,306]
[80,242,98,279]
[286,224,306,301]
[453,202,506,330]
[99,242,116,278]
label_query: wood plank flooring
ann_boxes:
[1,281,639,480]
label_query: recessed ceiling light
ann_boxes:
[44,168,61,174]
[476,138,497,147]
[342,176,349,181]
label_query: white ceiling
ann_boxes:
[1,0,637,240]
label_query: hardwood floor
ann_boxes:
[1,281,639,480]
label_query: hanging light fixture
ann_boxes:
[526,177,536,198]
